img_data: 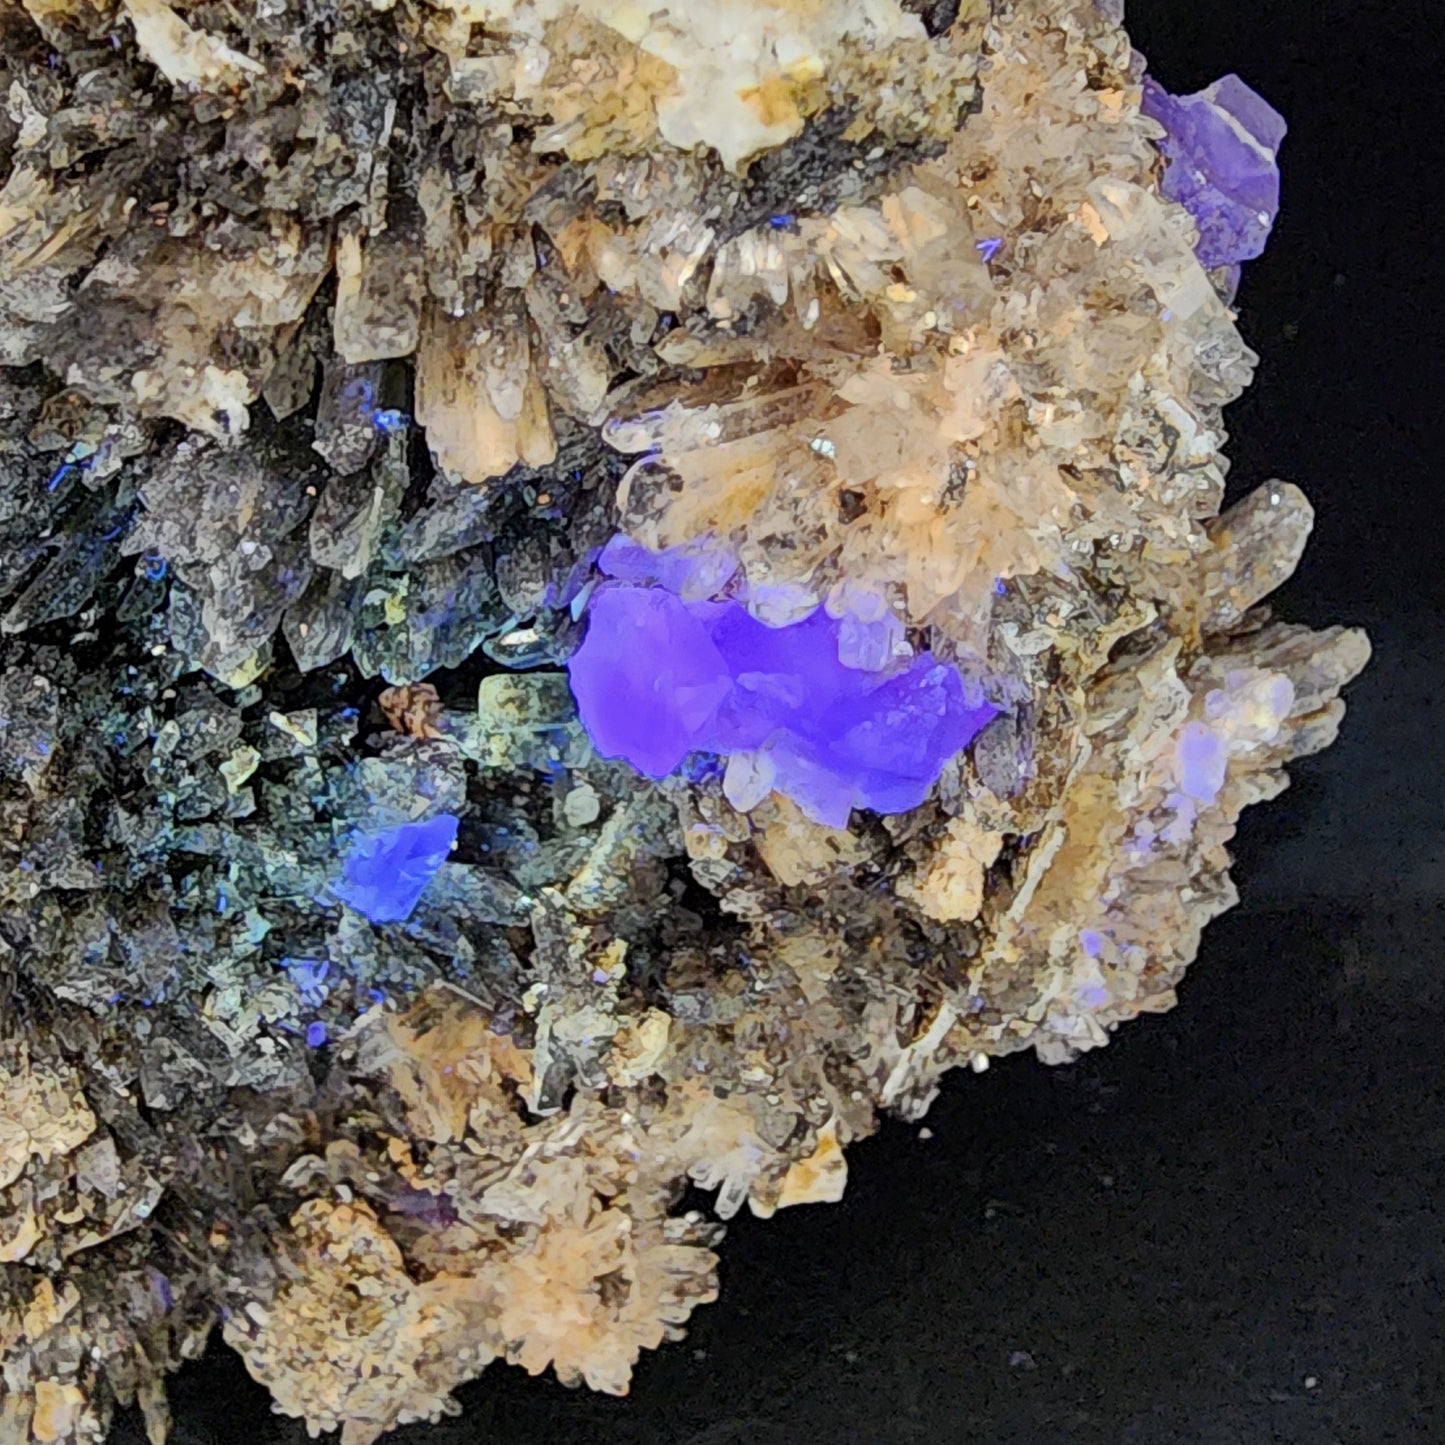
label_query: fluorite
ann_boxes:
[330,814,461,924]
[568,544,999,827]
[1141,72,1287,269]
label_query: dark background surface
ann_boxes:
[111,1,1442,1442]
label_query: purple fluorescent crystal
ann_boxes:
[1141,72,1286,269]
[1176,722,1228,805]
[281,956,330,1004]
[332,813,459,923]
[567,584,999,827]
[569,587,733,776]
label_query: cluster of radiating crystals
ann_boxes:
[0,0,1365,1441]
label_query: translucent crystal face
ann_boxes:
[330,815,462,923]
[1141,72,1287,269]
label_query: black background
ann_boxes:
[112,0,1443,1441]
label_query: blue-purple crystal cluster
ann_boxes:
[1142,72,1286,271]
[567,540,998,827]
[331,814,459,923]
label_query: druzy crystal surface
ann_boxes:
[0,1,1366,1441]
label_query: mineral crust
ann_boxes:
[0,0,1367,1441]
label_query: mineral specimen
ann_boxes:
[0,0,1367,1441]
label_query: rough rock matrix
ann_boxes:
[0,0,1366,1440]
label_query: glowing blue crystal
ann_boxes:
[280,957,330,1004]
[568,572,999,828]
[332,814,459,923]
[1176,722,1228,805]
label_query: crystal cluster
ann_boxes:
[0,1,1365,1441]
[568,540,999,824]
